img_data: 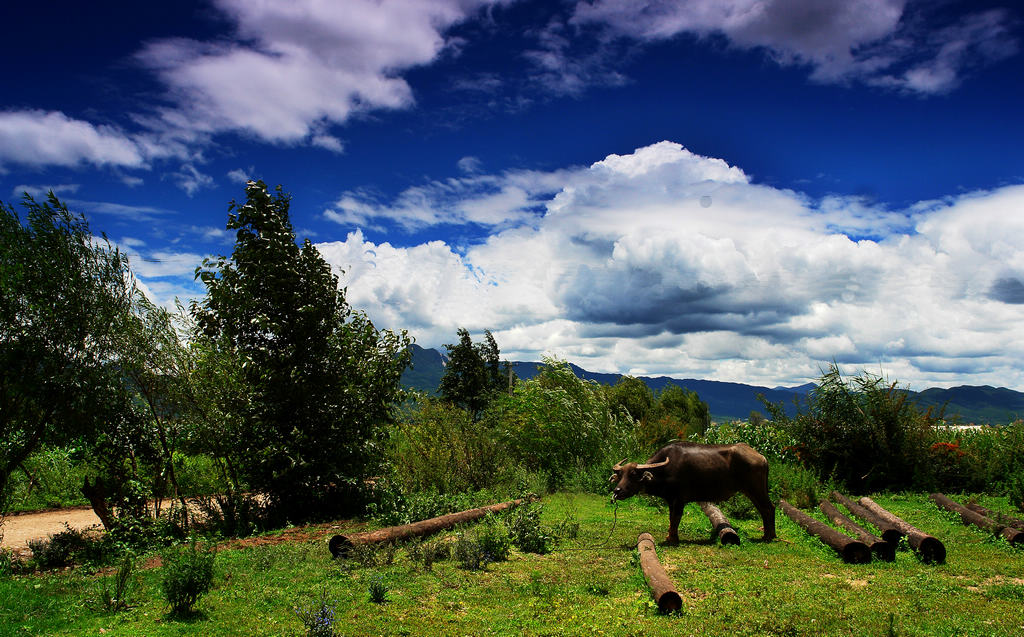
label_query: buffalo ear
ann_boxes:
[641,470,654,482]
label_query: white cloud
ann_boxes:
[168,163,214,196]
[0,110,147,169]
[137,0,503,145]
[571,0,1018,95]
[11,183,81,199]
[317,141,1024,390]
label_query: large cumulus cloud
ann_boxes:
[318,141,1024,389]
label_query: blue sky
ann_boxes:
[3,0,1024,391]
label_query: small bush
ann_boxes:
[476,515,512,563]
[28,524,90,570]
[367,573,389,604]
[98,555,136,612]
[454,533,486,571]
[770,462,825,510]
[505,501,554,554]
[407,537,449,571]
[160,541,216,615]
[296,587,338,637]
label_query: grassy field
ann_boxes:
[3,492,1024,636]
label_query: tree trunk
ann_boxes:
[964,502,1024,532]
[931,493,1022,547]
[780,499,871,564]
[830,491,903,545]
[328,497,532,558]
[637,532,683,613]
[859,496,945,563]
[819,499,894,561]
[698,502,739,546]
[81,476,116,532]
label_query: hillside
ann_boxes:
[400,344,1024,423]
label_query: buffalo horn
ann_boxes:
[612,458,627,471]
[636,458,670,470]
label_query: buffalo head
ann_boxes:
[609,457,670,500]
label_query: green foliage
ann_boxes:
[26,524,94,570]
[406,536,450,571]
[98,554,136,613]
[764,365,937,492]
[367,573,390,604]
[191,180,411,521]
[701,418,798,463]
[438,328,508,416]
[504,501,554,554]
[644,383,712,445]
[475,514,512,563]
[5,445,90,511]
[160,541,216,615]
[454,532,486,571]
[295,587,337,636]
[490,358,634,491]
[1,193,136,513]
[389,399,502,493]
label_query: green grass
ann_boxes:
[3,492,1024,636]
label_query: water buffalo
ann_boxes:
[610,442,776,543]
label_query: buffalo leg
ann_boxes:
[744,485,776,540]
[666,500,684,545]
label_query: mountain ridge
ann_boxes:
[401,344,1023,424]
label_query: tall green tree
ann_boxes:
[191,181,410,519]
[438,328,508,416]
[0,194,135,513]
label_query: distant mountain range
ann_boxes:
[401,344,1024,424]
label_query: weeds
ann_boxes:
[160,541,216,615]
[296,586,338,636]
[367,573,389,604]
[97,554,136,612]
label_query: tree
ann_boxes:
[1,194,135,513]
[191,181,410,520]
[438,328,507,416]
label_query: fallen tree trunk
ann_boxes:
[964,502,1024,532]
[328,497,529,558]
[859,497,946,563]
[831,491,903,546]
[780,499,871,564]
[699,502,740,546]
[819,499,894,561]
[637,532,683,613]
[930,493,1023,547]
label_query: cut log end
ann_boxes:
[717,527,741,546]
[328,534,354,559]
[841,541,873,564]
[656,590,683,613]
[870,541,896,562]
[918,536,946,564]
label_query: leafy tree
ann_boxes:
[438,328,508,416]
[653,384,711,439]
[191,181,410,520]
[1,194,135,513]
[608,376,654,423]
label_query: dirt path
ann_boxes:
[1,506,103,557]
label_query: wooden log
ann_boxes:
[964,502,1024,532]
[819,499,895,561]
[699,502,740,546]
[859,497,946,563]
[780,499,871,564]
[328,498,529,558]
[930,493,1023,547]
[830,491,903,546]
[637,532,683,613]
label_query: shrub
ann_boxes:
[763,365,937,492]
[296,587,338,636]
[98,555,136,612]
[367,573,389,604]
[160,541,216,614]
[454,533,486,570]
[476,515,512,563]
[505,501,554,555]
[27,524,90,570]
[770,461,827,510]
[407,537,449,571]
